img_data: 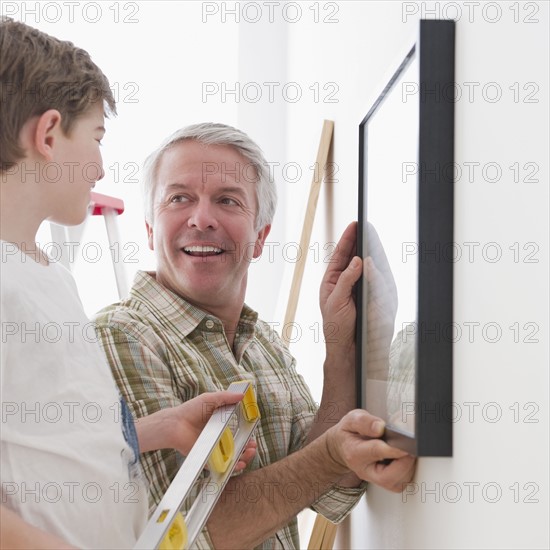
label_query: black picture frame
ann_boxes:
[356,19,455,456]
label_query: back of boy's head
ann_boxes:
[0,17,116,172]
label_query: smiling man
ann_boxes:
[146,138,270,347]
[94,123,415,549]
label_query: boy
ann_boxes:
[0,17,252,549]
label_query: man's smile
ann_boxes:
[182,244,224,257]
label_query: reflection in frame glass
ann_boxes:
[356,19,455,456]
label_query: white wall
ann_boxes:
[275,2,549,549]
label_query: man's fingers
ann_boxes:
[320,222,358,309]
[333,222,357,265]
[322,222,357,279]
[365,439,409,461]
[365,455,417,492]
[341,409,410,460]
[328,256,362,304]
[335,221,357,259]
[339,435,410,478]
[341,409,386,438]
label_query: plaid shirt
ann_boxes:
[94,271,364,549]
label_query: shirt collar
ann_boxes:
[129,270,258,339]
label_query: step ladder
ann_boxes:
[49,191,128,299]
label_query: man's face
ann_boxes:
[147,140,270,312]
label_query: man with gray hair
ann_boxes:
[94,123,415,549]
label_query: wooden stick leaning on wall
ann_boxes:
[308,514,338,550]
[279,120,339,550]
[282,119,334,334]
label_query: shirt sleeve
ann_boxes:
[310,482,367,523]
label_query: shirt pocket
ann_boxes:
[256,389,293,463]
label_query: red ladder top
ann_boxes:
[90,192,124,216]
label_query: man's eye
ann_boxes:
[220,197,238,206]
[170,195,189,203]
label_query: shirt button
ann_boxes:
[205,320,215,329]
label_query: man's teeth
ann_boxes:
[184,246,223,254]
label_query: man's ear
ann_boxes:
[253,224,271,259]
[146,220,154,251]
[34,110,63,162]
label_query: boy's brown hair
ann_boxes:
[0,17,116,171]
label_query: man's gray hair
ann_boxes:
[142,122,277,230]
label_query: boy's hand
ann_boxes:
[170,391,257,471]
[170,391,245,451]
[135,392,257,471]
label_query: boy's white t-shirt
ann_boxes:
[0,243,148,549]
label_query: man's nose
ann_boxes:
[187,200,219,231]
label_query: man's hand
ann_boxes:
[324,409,416,493]
[135,392,257,471]
[207,407,416,549]
[307,222,362,450]
[319,221,362,358]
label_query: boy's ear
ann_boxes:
[34,109,63,162]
